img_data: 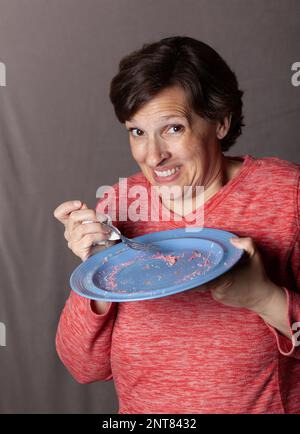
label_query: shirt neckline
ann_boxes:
[149,154,256,223]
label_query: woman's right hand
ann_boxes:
[53,200,117,262]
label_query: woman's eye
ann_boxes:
[129,128,144,137]
[127,124,184,137]
[168,124,184,134]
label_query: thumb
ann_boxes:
[230,237,255,256]
[229,236,259,264]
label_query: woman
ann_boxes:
[53,36,300,414]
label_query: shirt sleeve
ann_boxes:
[266,172,300,359]
[55,290,118,383]
[55,186,121,384]
[266,287,300,359]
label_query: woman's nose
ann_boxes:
[145,138,171,167]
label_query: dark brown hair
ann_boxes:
[109,36,244,151]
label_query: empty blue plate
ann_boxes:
[70,228,244,302]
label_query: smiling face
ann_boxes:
[125,85,230,203]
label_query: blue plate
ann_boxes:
[70,228,244,302]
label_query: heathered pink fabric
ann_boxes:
[56,154,300,414]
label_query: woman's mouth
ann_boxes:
[153,165,181,183]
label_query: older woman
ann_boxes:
[53,36,300,414]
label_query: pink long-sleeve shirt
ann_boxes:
[56,154,300,414]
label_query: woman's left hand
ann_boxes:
[196,237,279,314]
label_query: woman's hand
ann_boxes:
[196,237,283,315]
[53,200,117,262]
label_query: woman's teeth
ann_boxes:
[154,166,180,177]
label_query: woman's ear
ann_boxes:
[216,114,232,140]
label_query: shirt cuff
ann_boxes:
[265,287,300,357]
[69,290,117,326]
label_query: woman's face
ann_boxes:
[125,86,229,198]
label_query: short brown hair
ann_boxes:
[109,36,244,152]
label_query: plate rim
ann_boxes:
[70,227,243,302]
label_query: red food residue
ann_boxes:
[188,250,204,261]
[151,252,180,266]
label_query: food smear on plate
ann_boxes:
[188,250,204,261]
[151,252,181,266]
[103,259,136,290]
[97,248,216,293]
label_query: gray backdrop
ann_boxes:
[0,0,299,414]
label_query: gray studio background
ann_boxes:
[0,0,299,413]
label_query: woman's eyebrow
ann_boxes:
[159,113,192,126]
[159,114,186,120]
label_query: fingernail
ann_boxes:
[73,201,81,207]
